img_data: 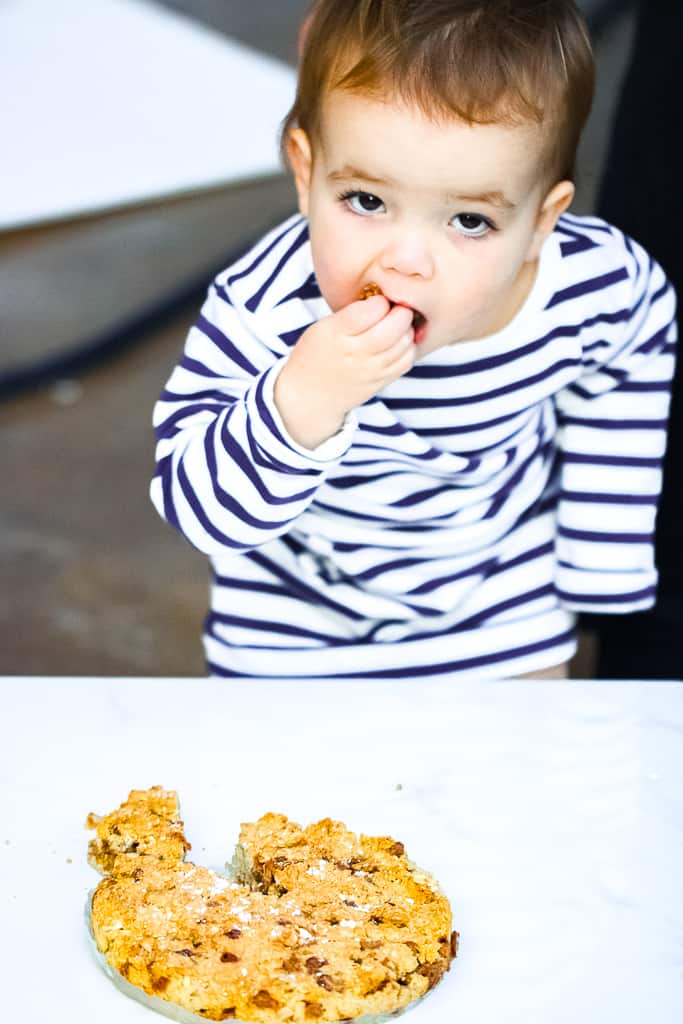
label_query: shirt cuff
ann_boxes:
[246,358,357,469]
[556,563,658,614]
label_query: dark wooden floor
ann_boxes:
[0,5,634,676]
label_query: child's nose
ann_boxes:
[379,231,434,279]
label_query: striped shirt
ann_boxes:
[151,212,676,679]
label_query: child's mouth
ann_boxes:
[389,301,427,343]
[411,308,426,332]
[403,305,427,343]
[357,284,427,343]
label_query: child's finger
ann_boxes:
[381,335,417,380]
[366,329,414,384]
[338,294,390,335]
[362,304,414,353]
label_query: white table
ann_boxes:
[1,676,681,1023]
[0,0,295,229]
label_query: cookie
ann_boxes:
[357,283,384,300]
[87,788,457,1023]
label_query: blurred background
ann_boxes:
[1,0,637,675]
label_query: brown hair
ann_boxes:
[282,0,594,185]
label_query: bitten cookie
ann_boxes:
[87,787,457,1023]
[357,282,384,300]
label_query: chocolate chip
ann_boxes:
[174,949,195,957]
[221,952,240,963]
[252,991,280,1010]
[450,930,459,957]
[388,842,405,857]
[417,961,445,990]
[305,957,328,973]
[224,928,241,939]
[316,975,335,991]
[343,900,358,908]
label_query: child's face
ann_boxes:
[288,91,574,353]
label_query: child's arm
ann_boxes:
[553,234,677,614]
[150,280,342,557]
[150,256,413,557]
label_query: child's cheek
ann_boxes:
[310,249,349,312]
[313,202,370,307]
[447,249,511,328]
[451,244,500,295]
[310,219,363,311]
[461,238,519,294]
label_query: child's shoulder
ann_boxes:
[550,212,667,310]
[212,213,319,315]
[554,212,647,268]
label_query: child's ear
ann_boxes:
[528,180,575,260]
[287,128,313,217]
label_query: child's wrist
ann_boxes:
[273,362,347,450]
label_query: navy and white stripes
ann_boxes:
[151,212,676,678]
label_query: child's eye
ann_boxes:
[450,213,495,237]
[339,190,386,215]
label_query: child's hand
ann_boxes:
[274,295,415,449]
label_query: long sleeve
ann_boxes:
[150,261,355,558]
[554,233,677,612]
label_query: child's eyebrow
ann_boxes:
[448,190,517,210]
[327,165,388,186]
[328,167,517,211]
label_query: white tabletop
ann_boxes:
[0,0,295,229]
[1,676,681,1023]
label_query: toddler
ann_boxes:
[151,0,676,679]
